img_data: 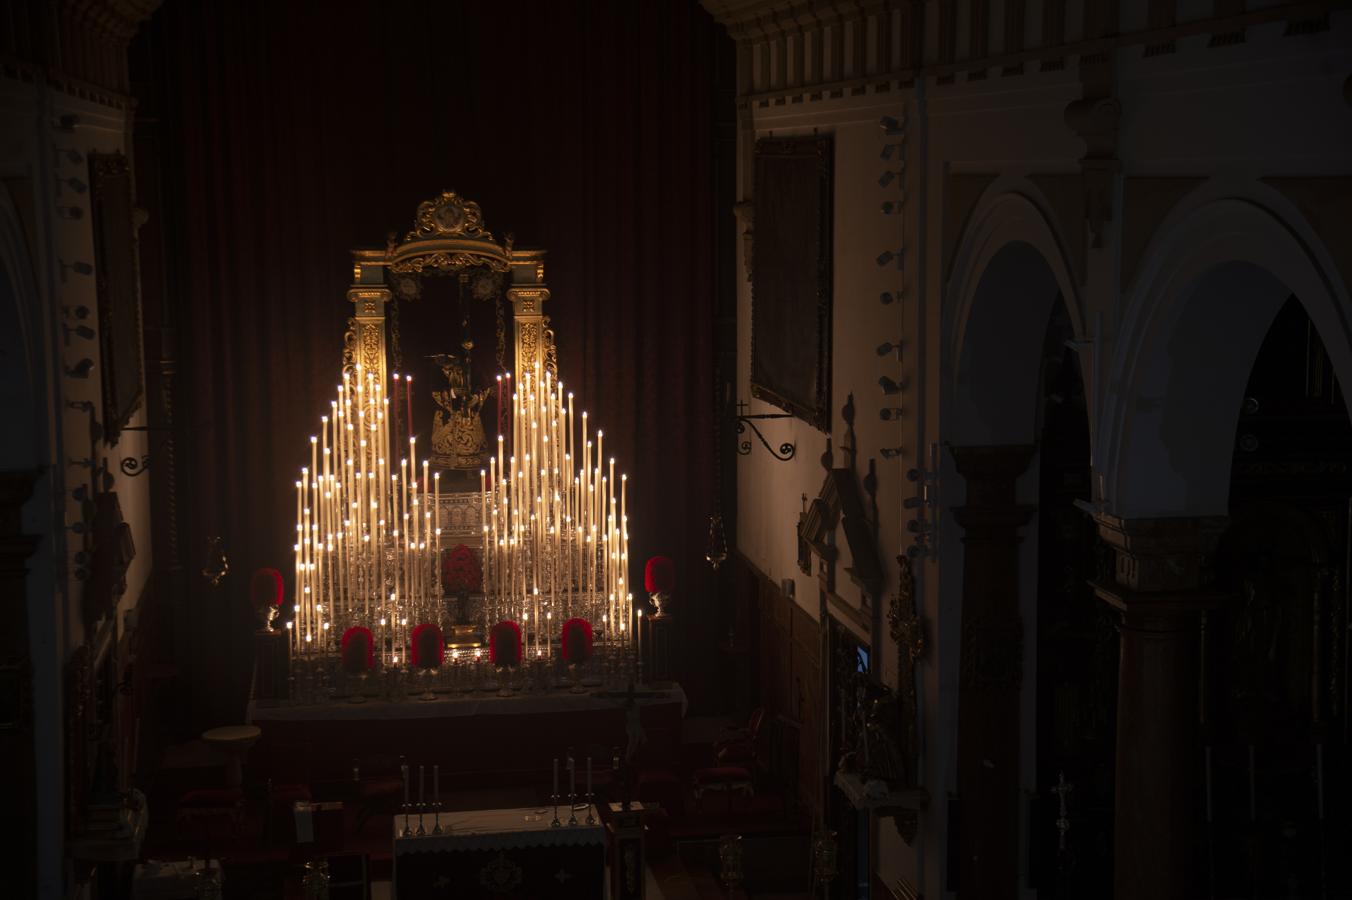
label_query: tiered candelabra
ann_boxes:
[481,362,633,659]
[290,363,442,664]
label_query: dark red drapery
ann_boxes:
[137,0,725,723]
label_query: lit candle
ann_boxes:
[406,374,414,441]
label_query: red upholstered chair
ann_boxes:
[175,788,245,855]
[714,707,765,767]
[693,708,765,811]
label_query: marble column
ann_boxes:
[951,446,1034,900]
[1091,513,1227,900]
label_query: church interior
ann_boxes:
[3,1,1351,898]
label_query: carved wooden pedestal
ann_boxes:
[607,802,646,900]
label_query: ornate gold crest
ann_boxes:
[409,190,492,242]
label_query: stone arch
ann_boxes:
[1101,190,1352,518]
[945,187,1086,446]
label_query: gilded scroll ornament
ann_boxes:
[519,322,539,370]
[543,317,558,378]
[389,250,510,275]
[409,191,493,242]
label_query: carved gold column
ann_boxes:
[507,249,552,378]
[345,250,391,384]
[1091,513,1226,900]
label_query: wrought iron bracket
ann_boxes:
[735,403,795,461]
[118,425,172,478]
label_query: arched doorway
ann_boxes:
[1028,303,1116,897]
[1207,297,1351,898]
[1100,192,1352,899]
[944,190,1106,898]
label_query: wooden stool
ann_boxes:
[201,725,261,790]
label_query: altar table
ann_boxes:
[246,685,686,789]
[393,805,605,900]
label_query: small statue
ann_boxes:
[429,334,492,470]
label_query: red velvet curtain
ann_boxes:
[140,0,724,721]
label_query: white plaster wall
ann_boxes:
[730,9,1352,899]
[0,72,149,899]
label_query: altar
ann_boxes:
[393,806,605,900]
[246,685,685,789]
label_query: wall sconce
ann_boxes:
[735,400,796,462]
[880,447,904,459]
[881,200,903,214]
[59,261,94,282]
[876,247,903,268]
[875,340,902,359]
[878,170,901,189]
[880,291,896,306]
[62,323,96,344]
[65,358,94,378]
[878,375,903,395]
[879,407,903,421]
[52,114,80,133]
[879,116,904,135]
[57,176,88,195]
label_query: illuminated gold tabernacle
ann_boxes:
[286,191,635,671]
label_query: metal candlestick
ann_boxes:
[416,802,426,836]
[550,793,561,828]
[567,792,578,826]
[584,791,596,825]
[400,803,412,837]
[432,801,443,835]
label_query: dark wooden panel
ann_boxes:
[751,135,832,431]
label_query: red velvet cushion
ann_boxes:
[692,766,751,785]
[178,788,242,809]
[410,623,444,669]
[489,620,522,667]
[341,626,374,673]
[716,741,754,764]
[644,556,674,594]
[561,618,593,663]
[251,568,284,608]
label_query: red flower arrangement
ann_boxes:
[561,618,593,663]
[489,620,522,668]
[250,568,284,608]
[410,623,444,670]
[645,556,674,594]
[442,544,482,595]
[340,626,374,674]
